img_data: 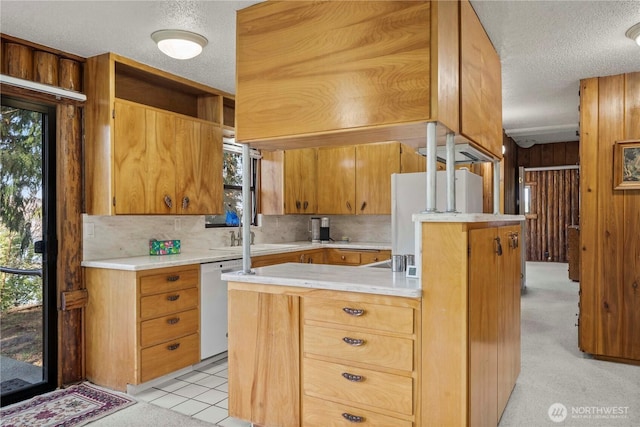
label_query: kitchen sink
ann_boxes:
[362,260,392,269]
[211,243,300,253]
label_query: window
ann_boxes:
[205,143,259,227]
[523,185,531,214]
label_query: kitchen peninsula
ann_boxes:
[223,214,523,427]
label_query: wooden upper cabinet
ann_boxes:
[316,142,425,215]
[236,1,456,148]
[284,149,317,214]
[260,148,317,215]
[85,52,231,215]
[175,118,223,214]
[235,1,501,158]
[113,101,176,214]
[317,146,357,214]
[460,0,503,158]
[262,142,425,215]
[356,143,402,215]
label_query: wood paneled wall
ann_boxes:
[524,169,579,262]
[502,133,518,214]
[579,72,640,363]
[517,141,579,168]
[1,34,86,385]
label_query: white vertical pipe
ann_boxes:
[242,143,252,273]
[445,132,456,212]
[425,122,437,212]
[493,160,501,214]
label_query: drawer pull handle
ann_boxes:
[167,343,180,351]
[167,317,180,325]
[167,294,180,301]
[341,372,364,382]
[341,412,365,423]
[167,275,180,282]
[342,337,365,346]
[342,307,365,317]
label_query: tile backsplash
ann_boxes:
[82,214,391,261]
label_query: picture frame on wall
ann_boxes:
[613,139,640,190]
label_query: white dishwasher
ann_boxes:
[200,258,242,360]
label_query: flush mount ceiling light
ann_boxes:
[626,22,640,46]
[151,29,208,60]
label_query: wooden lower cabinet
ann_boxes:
[421,221,521,426]
[228,220,521,426]
[85,264,200,391]
[251,248,325,267]
[227,287,300,427]
[303,359,413,416]
[303,395,413,427]
[252,248,389,268]
[227,283,419,427]
[468,225,521,424]
[325,249,391,266]
[497,225,522,417]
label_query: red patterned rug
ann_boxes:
[1,382,136,426]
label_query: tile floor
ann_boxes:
[132,358,249,426]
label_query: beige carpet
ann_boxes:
[499,262,640,426]
[88,401,213,426]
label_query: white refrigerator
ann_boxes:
[391,170,483,274]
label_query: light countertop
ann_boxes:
[81,241,391,271]
[222,262,421,298]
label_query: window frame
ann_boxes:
[205,143,259,228]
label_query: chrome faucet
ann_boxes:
[229,230,242,247]
[229,216,255,247]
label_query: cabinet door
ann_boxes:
[228,289,300,427]
[251,250,308,268]
[114,101,175,214]
[355,143,401,214]
[175,118,222,214]
[317,146,356,214]
[468,227,499,427]
[301,249,325,264]
[236,1,431,143]
[284,148,316,214]
[497,225,521,416]
[460,0,502,159]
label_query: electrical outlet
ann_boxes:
[85,223,95,238]
[174,218,181,231]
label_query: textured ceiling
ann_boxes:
[472,0,640,146]
[2,1,640,147]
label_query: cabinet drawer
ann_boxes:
[140,268,199,295]
[140,287,198,319]
[140,333,199,383]
[303,395,413,427]
[140,308,199,348]
[326,250,361,265]
[303,358,413,415]
[304,298,414,334]
[304,325,413,371]
[360,250,391,265]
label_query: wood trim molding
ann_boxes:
[60,289,88,311]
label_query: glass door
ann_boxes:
[0,97,57,406]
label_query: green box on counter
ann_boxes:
[149,239,181,256]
